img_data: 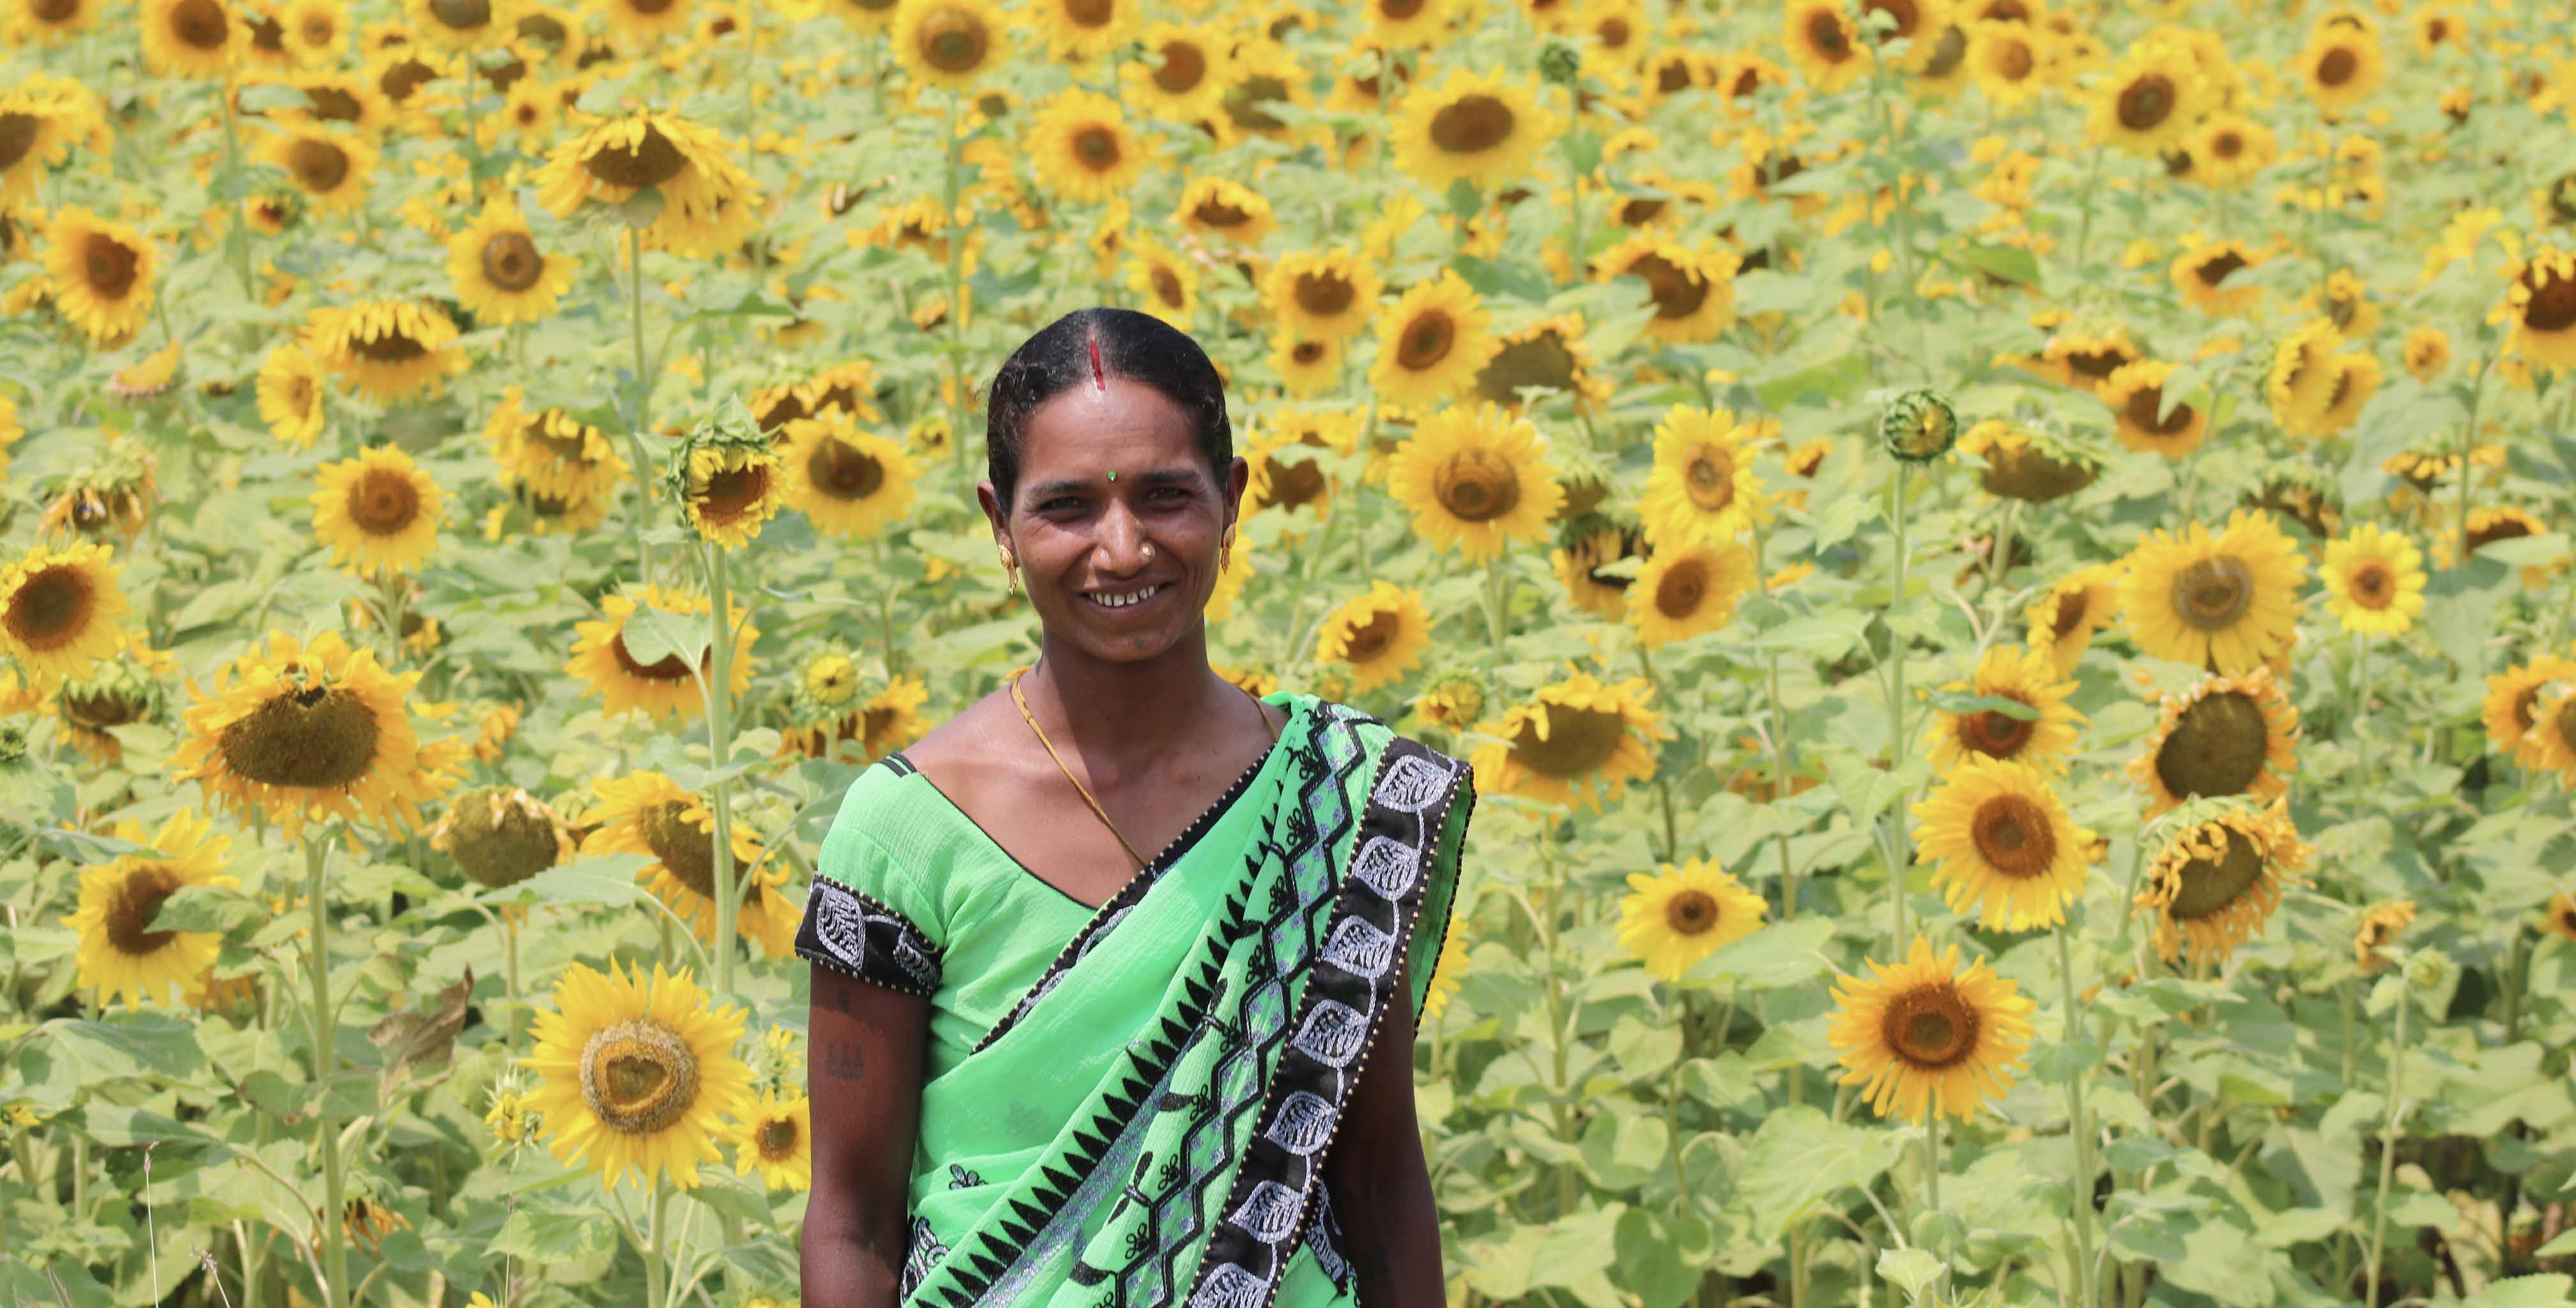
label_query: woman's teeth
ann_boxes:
[1088,584,1161,609]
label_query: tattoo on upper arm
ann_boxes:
[820,1037,866,1082]
[830,981,855,1014]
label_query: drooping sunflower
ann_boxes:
[2543,891,2576,942]
[1466,671,1669,812]
[1958,422,2097,503]
[730,1089,812,1192]
[2299,29,2383,111]
[1123,22,1230,119]
[1911,756,2094,932]
[1551,515,1645,618]
[2039,328,2143,395]
[260,121,376,217]
[2118,510,2307,674]
[2169,239,2262,316]
[521,959,753,1193]
[2496,247,2576,373]
[2135,799,2311,966]
[63,810,238,1012]
[1782,0,1871,93]
[170,628,466,838]
[2086,46,2202,156]
[2403,326,2451,382]
[447,202,577,324]
[1262,248,1382,343]
[1638,404,1765,547]
[1472,314,1614,414]
[1828,935,2035,1124]
[1368,272,1497,411]
[429,785,576,890]
[2527,686,2576,781]
[534,109,756,260]
[1593,233,1740,344]
[1388,68,1557,191]
[43,208,156,346]
[1314,581,1431,694]
[1617,858,1767,983]
[1628,540,1754,650]
[775,414,918,540]
[673,434,784,549]
[49,634,173,766]
[2483,655,2576,768]
[565,585,756,723]
[1171,175,1277,247]
[855,673,930,758]
[0,541,134,688]
[2285,351,2379,441]
[581,771,797,959]
[311,445,444,579]
[2264,319,2344,430]
[2352,900,2414,975]
[484,392,627,504]
[1925,643,2083,772]
[2320,524,2426,636]
[304,300,468,403]
[1025,89,1148,206]
[1386,402,1563,562]
[142,0,245,75]
[256,343,328,448]
[2099,359,2211,459]
[2127,665,2301,818]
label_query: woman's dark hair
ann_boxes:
[985,307,1232,511]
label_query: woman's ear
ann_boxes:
[974,479,1009,549]
[1223,455,1250,525]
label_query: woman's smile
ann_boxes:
[1081,580,1169,614]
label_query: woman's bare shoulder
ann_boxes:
[897,689,1015,783]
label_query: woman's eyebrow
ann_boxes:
[1024,468,1200,499]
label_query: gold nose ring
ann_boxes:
[1141,542,1156,561]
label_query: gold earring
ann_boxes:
[999,548,1019,595]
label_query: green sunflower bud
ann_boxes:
[1882,388,1958,462]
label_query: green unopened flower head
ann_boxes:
[1411,662,1490,733]
[1882,388,1958,462]
[1538,41,1581,87]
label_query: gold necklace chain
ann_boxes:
[1008,665,1276,871]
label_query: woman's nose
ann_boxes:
[1094,502,1153,574]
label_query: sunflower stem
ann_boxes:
[704,542,740,1005]
[1482,543,1510,650]
[942,91,969,484]
[1883,462,1913,950]
[643,1178,668,1308]
[304,834,350,1308]
[2454,356,2490,573]
[2070,144,2106,277]
[2352,632,2374,789]
[217,72,256,305]
[623,224,659,588]
[2365,988,2409,1308]
[2055,924,2098,1308]
[1921,1114,1947,1301]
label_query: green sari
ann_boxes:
[794,690,1476,1308]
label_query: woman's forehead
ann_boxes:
[1020,379,1200,469]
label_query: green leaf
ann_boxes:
[47,1015,206,1082]
[685,1167,775,1226]
[1445,178,1482,223]
[146,885,257,934]
[235,84,310,114]
[1614,1208,1712,1308]
[1957,243,2039,287]
[491,1208,620,1262]
[479,853,656,909]
[1684,915,1836,990]
[2530,1229,2576,1259]
[1739,1106,1908,1242]
[1757,353,1869,410]
[2457,1275,2576,1308]
[617,600,707,672]
[2476,531,2567,566]
[1874,1247,1945,1304]
[1923,690,2039,722]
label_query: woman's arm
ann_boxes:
[1321,952,1445,1308]
[802,965,931,1307]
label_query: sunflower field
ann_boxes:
[8,0,2576,1302]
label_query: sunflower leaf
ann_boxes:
[1738,1106,1908,1243]
[1874,1247,1945,1304]
[480,853,657,910]
[1922,690,2041,722]
[146,885,257,935]
[1957,243,2040,289]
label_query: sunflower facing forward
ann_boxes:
[1263,248,1383,343]
[1466,670,1669,812]
[259,122,376,216]
[1027,91,1149,206]
[1386,402,1563,562]
[1924,643,2084,772]
[1911,757,2096,932]
[1389,67,1558,191]
[730,1088,813,1192]
[256,342,328,447]
[565,584,758,723]
[2135,799,2312,966]
[2320,524,2426,635]
[2118,510,2306,674]
[893,0,1004,87]
[1629,539,1756,650]
[775,414,918,540]
[448,202,578,324]
[1315,581,1432,693]
[43,208,157,346]
[304,300,468,403]
[311,445,444,579]
[1593,234,1740,344]
[141,0,244,76]
[0,541,134,687]
[2496,246,2576,373]
[63,809,238,1012]
[1828,935,2036,1124]
[2099,360,2211,459]
[1368,271,1498,410]
[2127,666,2301,818]
[1638,404,1766,547]
[521,959,753,1192]
[581,771,797,959]
[1617,857,1767,982]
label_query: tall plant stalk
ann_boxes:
[2056,925,2097,1308]
[2364,987,2411,1308]
[703,542,741,1000]
[622,224,661,587]
[305,835,349,1308]
[1883,463,1913,949]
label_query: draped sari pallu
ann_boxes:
[797,700,1475,1308]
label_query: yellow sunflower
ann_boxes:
[1315,581,1432,694]
[1593,233,1740,344]
[0,541,134,688]
[1372,275,1501,412]
[1617,858,1767,982]
[2087,46,2201,156]
[2320,524,2425,636]
[142,0,245,76]
[256,343,328,448]
[1473,314,1614,414]
[279,0,341,62]
[776,413,918,540]
[1628,539,1755,650]
[1262,248,1382,343]
[63,810,238,1012]
[1171,175,1277,247]
[2191,113,2276,188]
[2135,800,2310,966]
[1967,20,2044,107]
[2285,352,2379,441]
[855,673,930,758]
[2299,30,2383,111]
[2352,900,2414,975]
[2099,359,2211,459]
[2265,319,2343,430]
[2118,510,2307,674]
[565,584,757,724]
[2169,239,2263,316]
[599,0,692,41]
[1828,935,2035,1124]
[42,208,156,346]
[1268,333,1343,396]
[1552,517,1646,619]
[448,202,578,324]
[1026,89,1149,206]
[427,786,577,890]
[0,83,88,211]
[262,121,376,217]
[534,109,757,260]
[1911,756,2094,932]
[1126,239,1199,328]
[581,771,797,959]
[521,959,753,1193]
[675,438,783,549]
[730,1089,812,1192]
[4,0,103,42]
[2496,247,2576,373]
[2404,326,2451,381]
[304,300,468,403]
[1467,671,1669,812]
[1389,67,1558,191]
[1924,643,2083,772]
[1782,0,1871,93]
[406,0,513,47]
[1037,0,1126,61]
[1124,23,1230,119]
[484,391,627,503]
[1638,404,1765,547]
[2483,655,2576,768]
[310,445,443,579]
[170,628,466,839]
[1386,402,1563,562]
[2126,665,2301,818]
[2528,687,2576,781]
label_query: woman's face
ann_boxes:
[981,376,1247,663]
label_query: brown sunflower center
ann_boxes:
[1805,8,1852,59]
[1292,270,1354,318]
[2210,129,2243,158]
[1388,307,1457,372]
[1149,264,1184,308]
[430,0,491,30]
[1960,699,2037,759]
[1433,447,1520,522]
[1071,124,1121,170]
[1506,701,1626,778]
[2553,696,2576,752]
[694,463,772,524]
[916,7,991,73]
[351,328,426,362]
[1475,331,1579,404]
[31,0,79,22]
[1061,0,1111,26]
[441,789,566,889]
[379,58,436,103]
[2165,828,2265,920]
[1629,252,1710,319]
[807,437,884,501]
[2153,690,2269,801]
[348,466,422,536]
[1664,888,1719,936]
[480,231,544,291]
[2521,266,2576,334]
[1970,792,2056,876]
[105,866,185,957]
[2315,46,2358,87]
[1191,194,1255,229]
[1683,447,1735,511]
[0,114,38,172]
[3,563,93,651]
[758,1116,800,1159]
[171,0,229,49]
[1341,608,1401,663]
[626,0,675,16]
[2347,560,2393,607]
[1428,94,1515,155]
[2064,347,2129,381]
[2170,556,2252,630]
[80,232,139,300]
[2123,384,2194,436]
[216,683,385,789]
[1654,557,1708,619]
[638,800,757,903]
[1257,455,1326,510]
[581,122,688,188]
[1922,24,1968,76]
[1993,38,2033,79]
[304,86,363,121]
[288,136,352,192]
[2193,250,2246,287]
[2116,74,2175,131]
[1153,41,1206,93]
[579,1018,701,1135]
[1881,981,1979,1069]
[2049,590,2091,641]
[1289,340,1327,365]
[2469,513,2534,554]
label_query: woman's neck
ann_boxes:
[1023,632,1239,768]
